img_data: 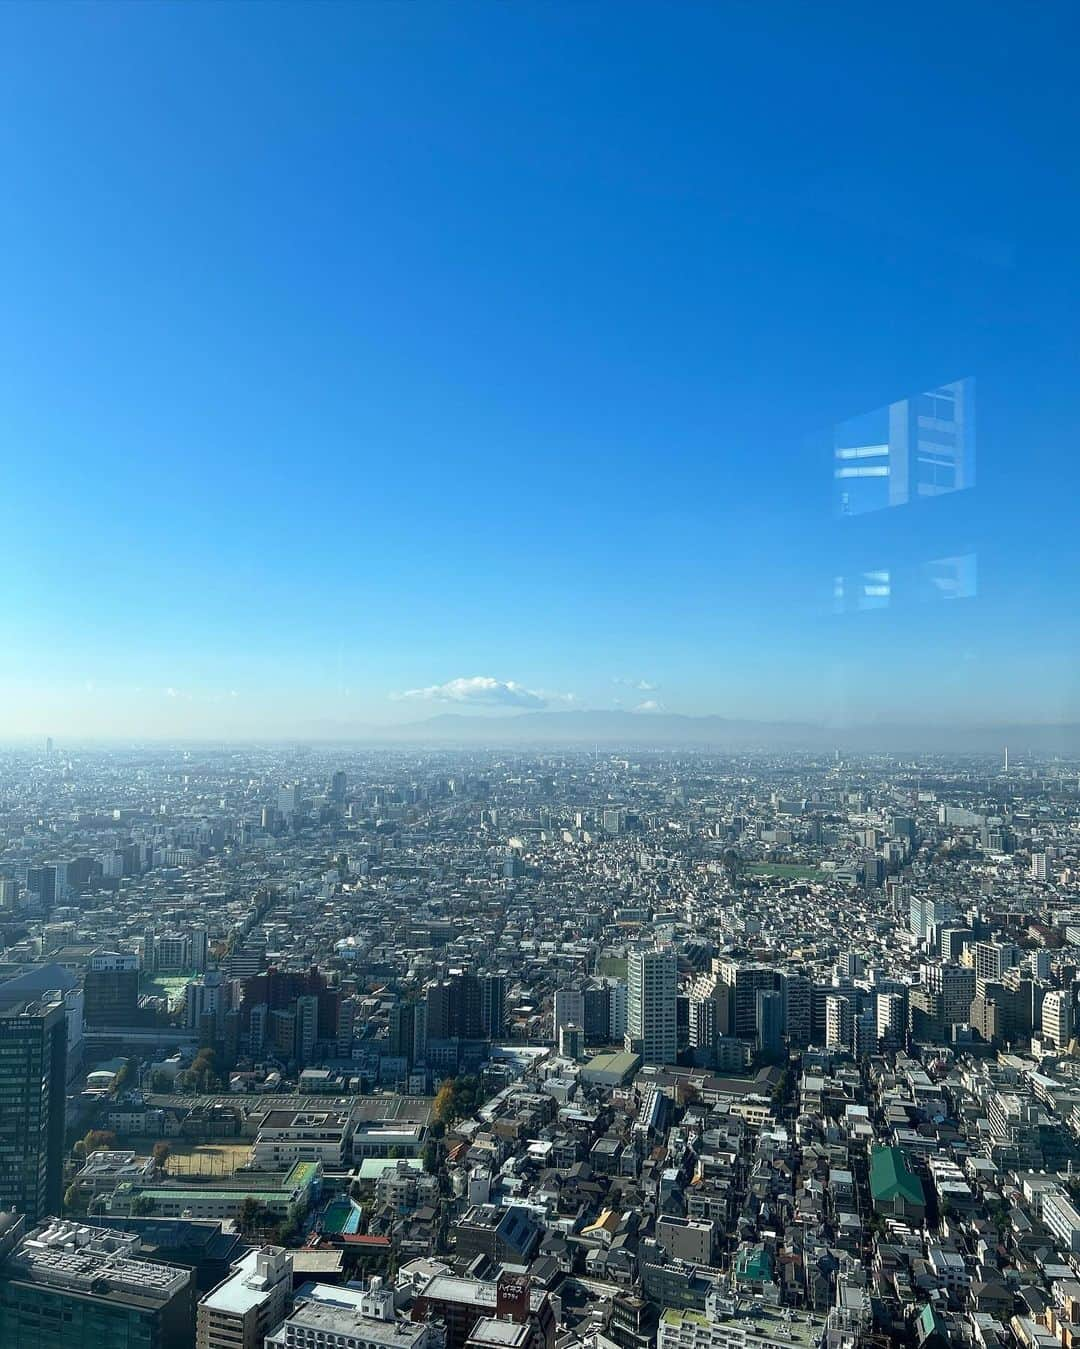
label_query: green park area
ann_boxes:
[597,956,628,978]
[141,972,196,1008]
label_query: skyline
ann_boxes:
[3,3,1080,737]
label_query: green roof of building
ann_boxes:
[734,1243,773,1282]
[133,1187,291,1203]
[916,1301,948,1345]
[582,1050,641,1079]
[869,1146,925,1206]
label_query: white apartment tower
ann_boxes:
[626,946,678,1065]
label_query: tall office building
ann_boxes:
[479,974,506,1039]
[0,984,67,1223]
[84,951,140,1026]
[186,970,227,1037]
[755,989,783,1055]
[0,1216,196,1349]
[625,947,678,1066]
[424,980,453,1041]
[608,980,628,1040]
[781,971,812,1047]
[559,1023,583,1060]
[582,984,611,1043]
[411,1000,428,1064]
[553,987,585,1039]
[25,865,56,909]
[390,1002,416,1064]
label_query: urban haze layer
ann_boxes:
[0,741,1078,1349]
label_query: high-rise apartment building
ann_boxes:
[825,993,853,1052]
[909,894,959,942]
[975,941,1021,994]
[876,991,906,1048]
[424,971,484,1043]
[186,970,227,1037]
[688,993,716,1055]
[924,962,976,1027]
[717,962,780,1039]
[626,947,678,1066]
[1042,990,1072,1049]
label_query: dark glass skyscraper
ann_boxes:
[480,974,506,1039]
[0,993,67,1223]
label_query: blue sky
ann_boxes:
[1,2,1078,737]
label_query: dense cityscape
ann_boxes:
[0,743,1076,1347]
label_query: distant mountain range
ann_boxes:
[299,710,1080,754]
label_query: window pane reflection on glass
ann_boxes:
[833,377,976,518]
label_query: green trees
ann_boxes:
[83,1129,117,1154]
[236,1195,289,1238]
[113,1058,137,1094]
[433,1075,483,1128]
[131,1194,157,1216]
[237,1196,261,1231]
[433,1079,455,1125]
[178,1048,220,1093]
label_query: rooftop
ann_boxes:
[9,1220,189,1306]
[661,1302,826,1347]
[869,1146,926,1207]
[200,1247,291,1317]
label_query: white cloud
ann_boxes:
[633,699,665,713]
[614,677,659,692]
[392,676,558,709]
